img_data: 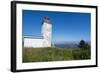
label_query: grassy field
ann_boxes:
[23,47,91,63]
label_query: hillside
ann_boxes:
[23,47,90,63]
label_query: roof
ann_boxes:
[23,35,43,39]
[44,16,50,20]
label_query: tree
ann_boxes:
[78,40,85,49]
[78,40,90,49]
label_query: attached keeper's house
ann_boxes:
[23,16,52,48]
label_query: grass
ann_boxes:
[22,47,91,63]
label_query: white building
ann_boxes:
[23,16,52,48]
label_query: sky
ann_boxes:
[22,10,91,43]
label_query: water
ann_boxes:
[52,41,90,49]
[52,42,79,49]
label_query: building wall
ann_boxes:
[24,37,52,48]
[24,38,44,48]
[42,22,52,47]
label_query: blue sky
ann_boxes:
[22,10,91,43]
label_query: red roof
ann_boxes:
[44,16,50,20]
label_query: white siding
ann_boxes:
[24,38,44,48]
[42,22,52,47]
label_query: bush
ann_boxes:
[78,40,90,50]
[72,49,91,60]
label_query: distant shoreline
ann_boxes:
[52,41,90,48]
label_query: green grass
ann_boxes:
[22,47,91,63]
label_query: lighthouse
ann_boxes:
[24,16,52,48]
[42,16,52,47]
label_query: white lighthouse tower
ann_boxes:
[24,16,52,48]
[42,16,52,47]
